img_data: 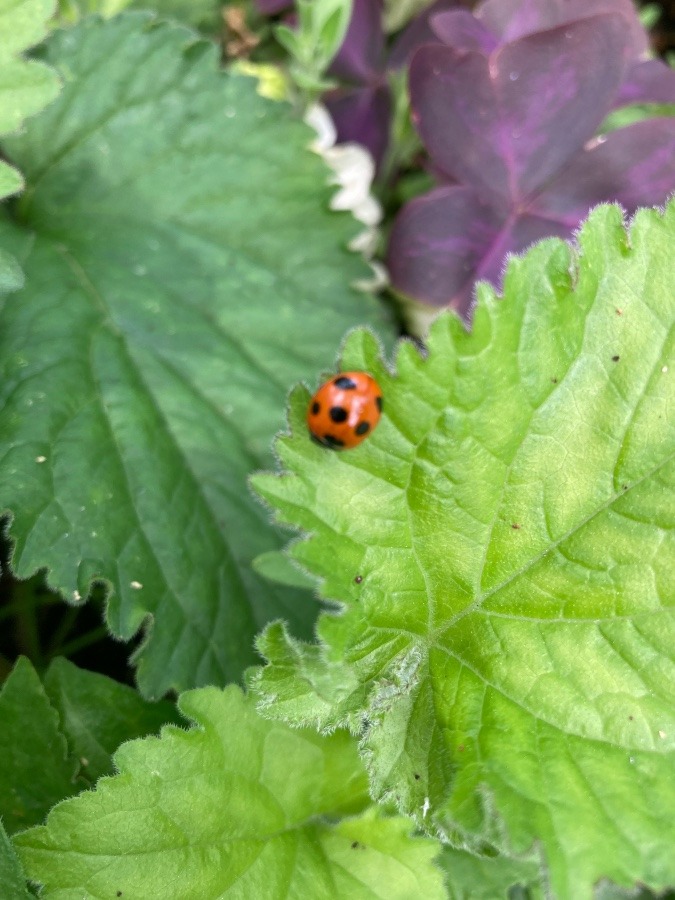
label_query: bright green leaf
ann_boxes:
[0,657,78,835]
[250,202,675,899]
[0,819,31,899]
[43,657,183,784]
[0,13,394,697]
[15,685,445,899]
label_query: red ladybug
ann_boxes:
[307,371,383,450]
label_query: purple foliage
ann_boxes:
[388,0,675,314]
[259,0,461,170]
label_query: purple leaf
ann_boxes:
[388,0,463,70]
[324,83,392,169]
[429,9,499,54]
[387,185,502,311]
[255,0,293,14]
[532,119,675,222]
[409,15,627,204]
[476,0,648,58]
[329,0,385,83]
[614,60,675,108]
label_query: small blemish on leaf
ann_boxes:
[351,841,360,849]
[73,590,81,601]
[457,744,465,752]
[354,575,363,584]
[130,581,143,590]
[628,715,634,721]
[80,757,89,767]
[35,455,46,463]
[662,366,669,374]
[615,308,623,315]
[414,773,421,780]
[551,377,558,384]
[511,523,521,530]
[622,485,628,491]
[612,355,620,362]
[659,730,666,739]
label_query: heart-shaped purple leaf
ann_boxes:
[614,59,675,108]
[532,119,675,222]
[387,185,503,310]
[428,9,499,54]
[410,15,627,204]
[477,0,648,57]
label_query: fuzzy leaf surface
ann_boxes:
[0,657,78,835]
[43,657,183,784]
[251,203,675,899]
[0,14,393,697]
[15,685,446,899]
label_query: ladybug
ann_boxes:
[307,371,383,450]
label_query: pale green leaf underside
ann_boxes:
[250,203,675,899]
[15,686,446,899]
[0,14,393,696]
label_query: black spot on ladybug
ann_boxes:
[355,421,370,436]
[334,376,357,389]
[354,575,363,584]
[311,401,320,415]
[329,406,348,423]
[414,773,420,780]
[323,434,345,448]
[612,355,620,362]
[375,396,383,411]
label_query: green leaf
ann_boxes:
[438,847,544,900]
[0,819,31,899]
[250,203,675,899]
[0,242,24,292]
[0,0,60,174]
[0,14,394,697]
[43,657,183,784]
[0,657,78,835]
[252,549,317,590]
[15,685,446,899]
[0,160,23,201]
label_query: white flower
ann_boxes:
[305,103,388,291]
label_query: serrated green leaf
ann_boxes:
[0,0,60,205]
[0,657,78,835]
[0,818,32,899]
[43,657,183,784]
[0,13,394,697]
[250,202,675,899]
[15,685,446,899]
[438,846,544,900]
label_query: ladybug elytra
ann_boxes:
[307,371,383,450]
